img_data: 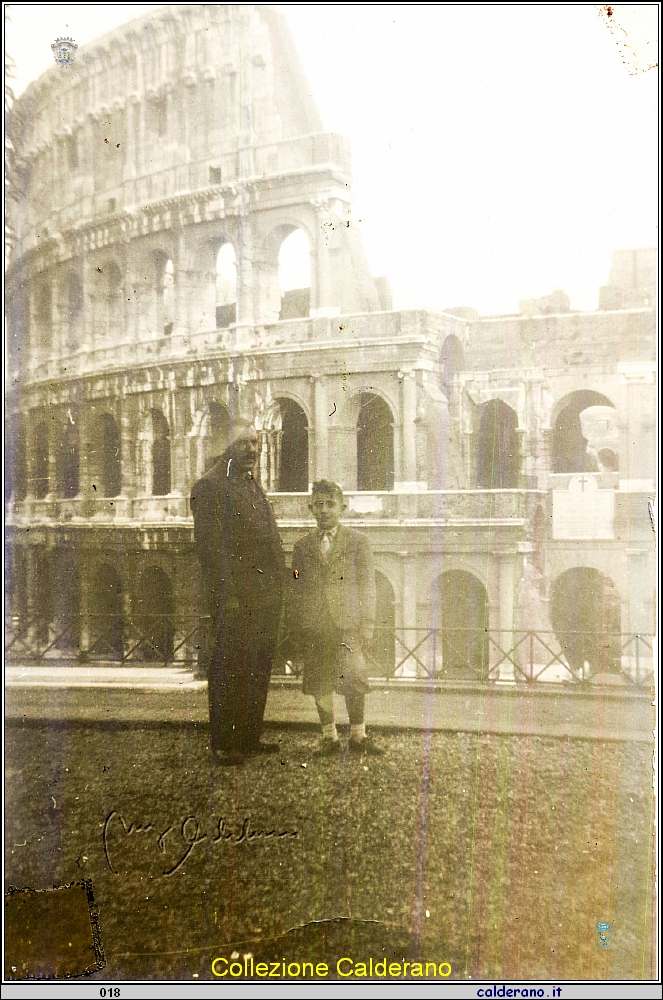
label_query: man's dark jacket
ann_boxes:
[190,450,285,754]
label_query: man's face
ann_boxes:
[230,428,259,473]
[309,492,345,530]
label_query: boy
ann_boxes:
[288,480,383,755]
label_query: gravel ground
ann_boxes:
[5,721,655,982]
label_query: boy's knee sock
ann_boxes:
[346,692,365,725]
[315,695,337,740]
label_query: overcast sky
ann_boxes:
[5,4,658,314]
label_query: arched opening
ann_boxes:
[32,421,50,499]
[90,565,124,658]
[357,393,394,491]
[278,229,311,319]
[204,401,230,471]
[133,566,175,661]
[276,398,308,492]
[440,334,465,400]
[551,568,621,677]
[476,399,519,488]
[216,243,237,328]
[34,550,53,646]
[56,415,80,498]
[551,391,616,473]
[92,414,121,498]
[151,409,171,496]
[368,570,396,677]
[434,571,489,679]
[6,415,27,503]
[67,272,84,350]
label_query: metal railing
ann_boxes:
[273,627,654,690]
[5,613,210,671]
[5,617,654,690]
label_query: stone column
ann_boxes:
[45,412,57,501]
[398,551,419,676]
[118,398,136,499]
[169,390,187,497]
[399,371,418,489]
[619,364,656,486]
[495,551,518,683]
[312,375,328,483]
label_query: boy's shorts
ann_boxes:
[299,629,371,699]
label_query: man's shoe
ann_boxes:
[247,742,281,756]
[313,739,343,758]
[349,737,384,756]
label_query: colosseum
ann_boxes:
[5,4,656,686]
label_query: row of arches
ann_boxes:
[10,546,622,678]
[19,228,313,357]
[8,391,398,501]
[10,555,177,660]
[439,333,620,482]
[472,391,618,487]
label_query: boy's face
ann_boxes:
[309,492,345,530]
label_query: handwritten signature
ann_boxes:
[102,811,298,876]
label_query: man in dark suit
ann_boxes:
[190,419,285,766]
[287,480,382,755]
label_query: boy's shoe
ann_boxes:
[314,738,343,757]
[349,737,384,756]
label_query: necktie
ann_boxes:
[320,532,331,559]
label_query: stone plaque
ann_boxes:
[348,494,383,514]
[552,477,615,539]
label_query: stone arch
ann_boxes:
[90,413,122,498]
[56,412,80,498]
[278,228,311,319]
[216,241,237,328]
[151,408,171,496]
[432,570,489,679]
[476,398,519,488]
[440,334,465,400]
[94,258,123,340]
[90,564,124,657]
[551,391,617,473]
[356,392,395,491]
[256,222,313,322]
[551,567,621,677]
[133,565,175,661]
[31,418,50,499]
[368,569,396,677]
[275,396,309,492]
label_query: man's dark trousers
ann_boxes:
[208,601,281,756]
